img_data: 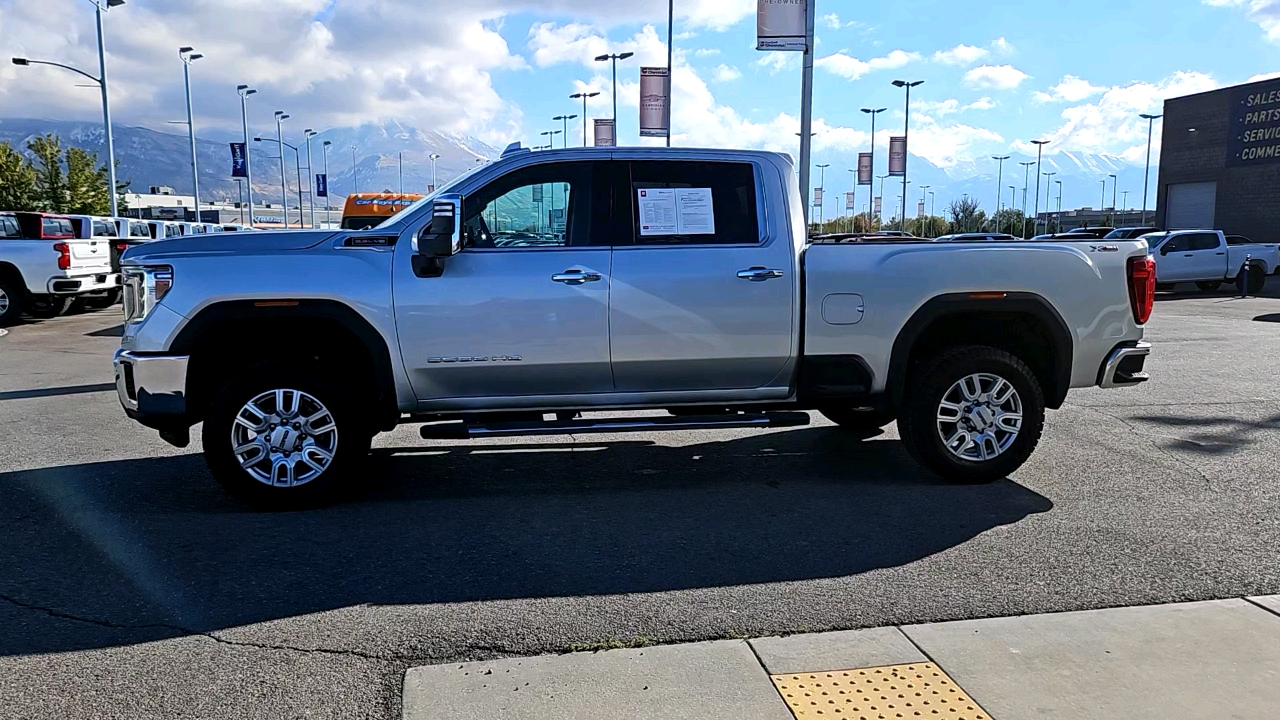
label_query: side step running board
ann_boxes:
[419,412,811,440]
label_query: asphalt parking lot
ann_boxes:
[2,287,1279,720]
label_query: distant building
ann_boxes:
[1155,75,1280,240]
[1036,208,1150,231]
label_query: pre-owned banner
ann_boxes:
[918,200,926,217]
[757,0,807,51]
[873,197,882,215]
[594,118,616,147]
[229,142,247,178]
[813,187,823,207]
[639,67,670,138]
[857,152,873,185]
[888,136,907,176]
[845,191,855,211]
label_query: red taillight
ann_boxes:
[53,242,71,271]
[1127,256,1155,325]
[116,243,130,253]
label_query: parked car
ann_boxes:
[114,146,1154,508]
[1146,230,1278,292]
[1105,227,1159,240]
[0,211,120,324]
[1066,227,1115,239]
[934,233,1021,243]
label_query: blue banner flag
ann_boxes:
[316,173,328,198]
[229,142,248,178]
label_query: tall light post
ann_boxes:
[304,129,318,228]
[177,47,203,222]
[569,91,600,146]
[553,115,578,149]
[350,145,359,196]
[1099,179,1107,225]
[877,174,890,229]
[1140,113,1162,226]
[918,184,930,235]
[321,140,331,227]
[1018,161,1035,237]
[815,163,830,226]
[1055,180,1063,232]
[1009,185,1017,229]
[928,191,936,236]
[429,153,440,191]
[255,136,302,228]
[1043,171,1057,233]
[594,51,635,130]
[665,0,674,147]
[892,80,924,232]
[1122,190,1130,219]
[1031,139,1050,235]
[847,168,857,232]
[12,1,126,216]
[398,152,404,195]
[1108,172,1118,225]
[860,107,887,187]
[274,111,290,227]
[236,85,257,227]
[992,155,1010,234]
[541,130,562,150]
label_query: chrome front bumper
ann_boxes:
[1098,341,1151,389]
[114,349,189,417]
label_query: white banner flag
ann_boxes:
[845,191,855,211]
[918,200,926,217]
[873,197,882,215]
[888,136,907,176]
[813,187,823,207]
[593,118,616,147]
[639,67,670,138]
[757,0,807,51]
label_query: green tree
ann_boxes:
[947,195,987,234]
[0,141,38,211]
[65,146,112,215]
[28,134,68,213]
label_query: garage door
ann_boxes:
[1165,182,1217,230]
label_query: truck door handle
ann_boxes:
[1184,254,1194,258]
[737,267,785,281]
[552,269,602,285]
[1216,252,1226,255]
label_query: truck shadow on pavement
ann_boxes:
[0,427,1052,657]
[1128,413,1280,454]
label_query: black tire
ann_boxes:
[82,288,122,310]
[1236,265,1266,295]
[819,407,895,434]
[0,276,23,327]
[1196,281,1222,292]
[25,294,71,319]
[898,346,1046,484]
[203,362,372,509]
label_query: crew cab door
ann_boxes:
[607,158,795,393]
[394,160,617,405]
[1157,233,1213,281]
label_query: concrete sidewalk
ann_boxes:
[403,596,1280,720]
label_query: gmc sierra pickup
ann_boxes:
[115,146,1155,508]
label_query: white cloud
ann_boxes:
[918,99,961,116]
[693,48,721,57]
[1018,71,1219,160]
[966,97,996,110]
[756,52,800,74]
[911,117,1005,168]
[1249,70,1280,81]
[821,13,842,29]
[816,49,920,81]
[710,64,742,82]
[991,37,1015,54]
[964,64,1030,90]
[933,44,989,65]
[1035,75,1107,103]
[1203,0,1280,42]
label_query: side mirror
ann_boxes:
[415,195,462,258]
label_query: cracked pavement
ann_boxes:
[2,288,1279,719]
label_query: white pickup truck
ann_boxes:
[115,146,1155,508]
[1148,229,1278,292]
[0,211,119,325]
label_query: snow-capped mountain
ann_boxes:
[0,118,499,203]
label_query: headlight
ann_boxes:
[122,265,173,323]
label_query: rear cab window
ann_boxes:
[92,219,118,237]
[623,160,761,246]
[0,216,19,238]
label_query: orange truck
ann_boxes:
[340,193,424,230]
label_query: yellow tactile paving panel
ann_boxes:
[770,663,992,720]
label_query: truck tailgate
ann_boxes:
[67,239,113,274]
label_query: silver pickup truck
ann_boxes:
[114,146,1154,507]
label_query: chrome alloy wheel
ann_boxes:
[231,389,338,487]
[935,373,1023,462]
[0,286,9,316]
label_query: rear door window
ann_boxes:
[0,217,19,238]
[1189,233,1221,251]
[92,219,117,237]
[623,160,761,246]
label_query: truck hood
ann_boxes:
[121,230,338,264]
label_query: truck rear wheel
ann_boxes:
[0,277,23,326]
[898,346,1045,484]
[26,294,71,319]
[203,362,372,509]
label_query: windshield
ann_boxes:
[374,163,489,229]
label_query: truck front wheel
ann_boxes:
[898,346,1045,484]
[203,362,372,509]
[26,294,71,319]
[0,277,23,326]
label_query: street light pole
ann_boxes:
[1109,172,1118,225]
[237,86,257,227]
[93,0,122,217]
[847,168,857,232]
[178,47,203,222]
[305,129,317,228]
[322,140,331,227]
[929,191,936,236]
[594,52,635,131]
[919,184,930,235]
[893,80,924,232]
[429,153,440,191]
[399,152,404,196]
[666,0,674,147]
[815,163,829,226]
[1140,113,1162,226]
[877,174,890,229]
[569,92,600,146]
[992,155,1010,234]
[1031,140,1049,235]
[1043,171,1057,233]
[1018,161,1035,237]
[274,111,290,227]
[350,146,359,196]
[553,115,578,149]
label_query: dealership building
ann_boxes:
[1155,76,1280,240]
